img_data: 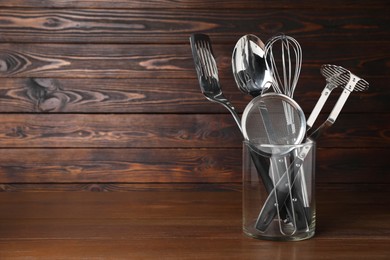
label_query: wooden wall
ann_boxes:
[0,1,388,191]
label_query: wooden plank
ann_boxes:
[0,8,388,43]
[0,148,242,183]
[314,113,390,148]
[0,43,388,78]
[0,114,387,148]
[0,148,387,184]
[0,183,242,192]
[0,238,388,260]
[0,77,384,113]
[0,0,387,9]
[0,77,234,113]
[0,186,389,259]
[0,1,385,194]
[0,114,242,148]
[316,148,390,184]
[294,76,385,115]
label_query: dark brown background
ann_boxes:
[0,0,388,191]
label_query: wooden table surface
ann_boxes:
[0,184,389,259]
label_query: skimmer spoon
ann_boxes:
[232,34,272,97]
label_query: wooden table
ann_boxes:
[0,184,389,259]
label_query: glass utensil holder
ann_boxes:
[242,139,316,241]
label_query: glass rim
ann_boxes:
[244,137,315,154]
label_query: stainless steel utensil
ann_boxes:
[231,35,303,227]
[242,93,306,148]
[230,34,276,194]
[255,139,314,233]
[293,65,349,217]
[261,34,308,233]
[306,64,350,131]
[189,34,242,133]
[264,34,302,98]
[309,69,369,139]
[190,33,273,200]
[242,93,308,234]
[232,34,272,97]
[257,67,369,232]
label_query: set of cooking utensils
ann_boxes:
[189,33,369,234]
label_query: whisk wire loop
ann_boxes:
[265,34,302,99]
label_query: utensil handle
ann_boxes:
[255,166,291,231]
[329,74,360,122]
[246,143,273,193]
[255,143,313,232]
[257,98,304,226]
[257,76,359,231]
[223,103,243,133]
[255,71,368,233]
[306,85,332,129]
[246,144,288,219]
[308,74,359,139]
[255,152,309,232]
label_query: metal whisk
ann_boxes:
[264,34,302,98]
[262,34,307,234]
[264,34,302,137]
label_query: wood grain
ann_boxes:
[0,0,387,190]
[0,183,242,192]
[0,148,242,183]
[0,0,387,9]
[0,77,385,113]
[0,148,387,184]
[0,114,242,148]
[0,114,387,148]
[0,186,389,259]
[0,78,213,113]
[0,8,388,43]
[0,238,388,260]
[0,43,388,78]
